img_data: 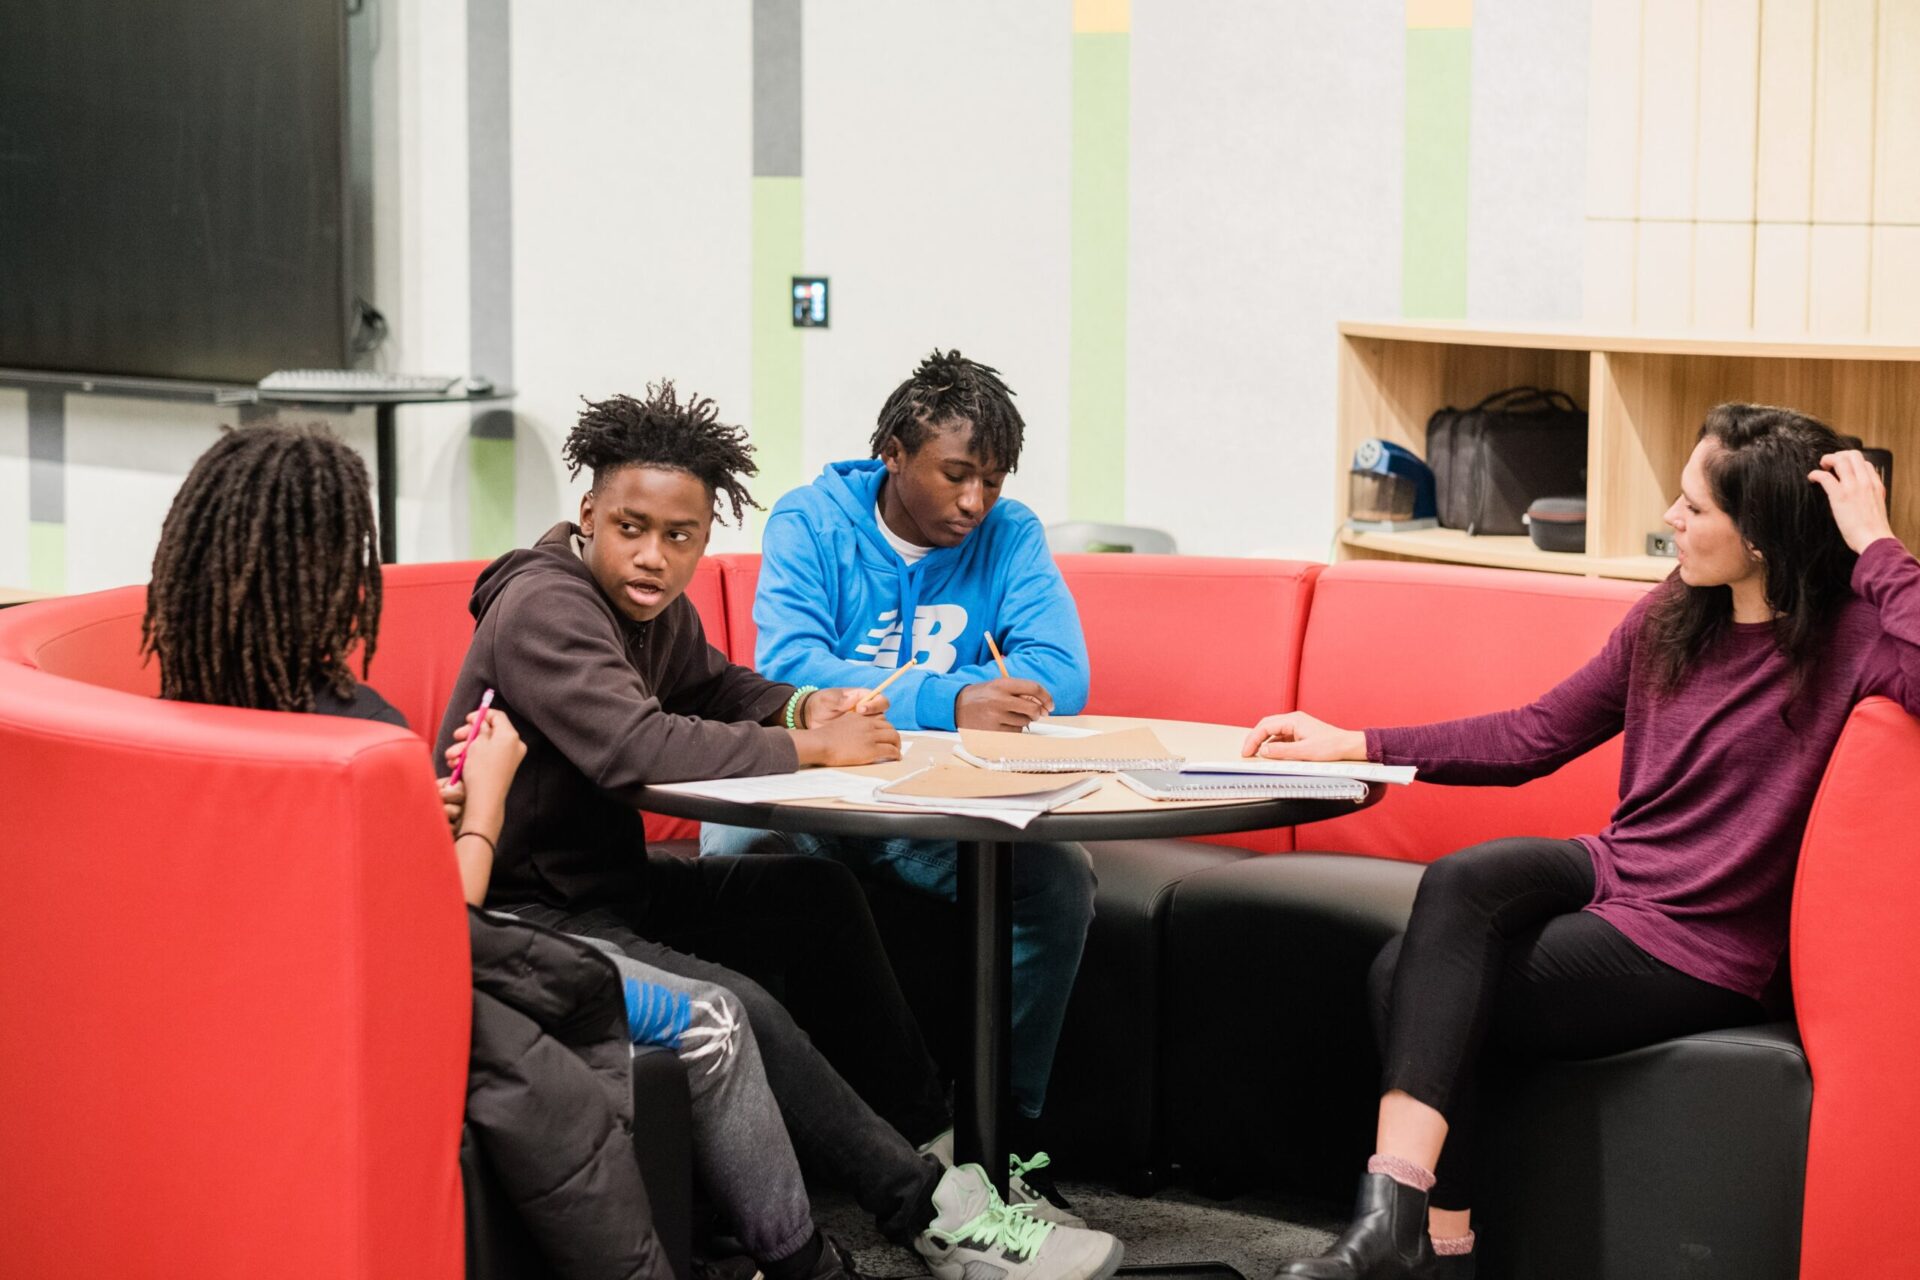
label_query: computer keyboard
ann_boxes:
[258,369,460,394]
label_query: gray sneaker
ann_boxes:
[912,1163,1122,1280]
[1008,1153,1086,1229]
[917,1131,1087,1229]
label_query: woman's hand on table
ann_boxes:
[1241,711,1367,762]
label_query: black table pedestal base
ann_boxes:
[956,837,1014,1197]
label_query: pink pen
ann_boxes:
[448,687,496,785]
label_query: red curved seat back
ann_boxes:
[1292,561,1651,862]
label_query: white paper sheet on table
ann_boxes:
[851,798,1049,830]
[1023,722,1101,738]
[650,770,880,803]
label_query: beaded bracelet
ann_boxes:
[783,685,819,730]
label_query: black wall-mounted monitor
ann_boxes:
[0,0,355,385]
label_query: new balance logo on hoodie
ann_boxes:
[853,604,969,671]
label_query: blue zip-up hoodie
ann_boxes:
[753,459,1089,730]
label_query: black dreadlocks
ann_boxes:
[562,382,760,526]
[868,349,1025,472]
[142,423,382,713]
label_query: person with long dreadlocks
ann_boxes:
[140,423,938,1280]
[433,384,1126,1280]
[699,350,1097,1221]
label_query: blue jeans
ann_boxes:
[699,824,1096,1119]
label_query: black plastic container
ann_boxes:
[1524,495,1587,553]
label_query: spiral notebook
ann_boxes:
[1118,769,1369,803]
[954,726,1184,774]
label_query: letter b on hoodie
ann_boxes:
[854,604,969,671]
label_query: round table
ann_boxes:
[637,720,1383,1195]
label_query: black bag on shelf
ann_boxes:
[1428,387,1588,536]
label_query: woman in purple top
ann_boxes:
[1251,404,1920,1280]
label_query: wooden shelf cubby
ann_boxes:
[1334,321,1920,583]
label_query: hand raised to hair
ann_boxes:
[1810,450,1896,554]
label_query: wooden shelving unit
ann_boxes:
[1334,321,1920,581]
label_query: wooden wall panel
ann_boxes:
[1870,226,1920,339]
[1809,224,1873,334]
[1693,222,1754,329]
[1753,222,1811,332]
[1755,0,1816,222]
[1875,0,1920,223]
[1586,0,1644,220]
[1637,0,1702,221]
[1635,222,1695,327]
[1811,0,1877,224]
[1696,0,1760,223]
[1584,219,1637,324]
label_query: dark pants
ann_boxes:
[516,853,948,1242]
[1369,837,1767,1210]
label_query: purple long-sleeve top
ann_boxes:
[1367,537,1920,998]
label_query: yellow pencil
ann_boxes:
[984,631,1011,680]
[856,657,918,709]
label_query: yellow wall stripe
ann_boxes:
[1073,0,1129,36]
[1407,0,1472,31]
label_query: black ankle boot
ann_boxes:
[1272,1173,1440,1280]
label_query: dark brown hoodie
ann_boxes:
[436,522,798,912]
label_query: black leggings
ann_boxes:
[1369,837,1767,1210]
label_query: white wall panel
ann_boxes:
[1634,221,1694,327]
[510,0,753,547]
[1583,219,1637,324]
[1870,226,1920,339]
[1693,222,1754,330]
[1468,0,1590,324]
[1811,0,1876,224]
[802,0,1072,526]
[1875,0,1920,224]
[1126,0,1402,559]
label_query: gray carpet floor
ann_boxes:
[813,1180,1342,1280]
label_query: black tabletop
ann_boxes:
[636,782,1383,844]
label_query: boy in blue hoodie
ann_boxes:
[701,351,1096,1219]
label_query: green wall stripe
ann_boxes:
[1069,31,1129,523]
[751,176,804,540]
[28,522,65,594]
[468,435,517,559]
[1402,26,1472,318]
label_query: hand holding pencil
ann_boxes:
[954,632,1055,731]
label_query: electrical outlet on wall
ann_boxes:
[1647,532,1677,558]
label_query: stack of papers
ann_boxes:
[870,766,1102,829]
[954,726,1183,773]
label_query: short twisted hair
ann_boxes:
[869,349,1024,471]
[563,382,760,525]
[143,423,382,712]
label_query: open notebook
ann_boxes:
[1118,770,1369,803]
[954,726,1183,773]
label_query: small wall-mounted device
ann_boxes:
[791,277,829,328]
[1647,531,1677,558]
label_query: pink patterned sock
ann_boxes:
[1366,1153,1436,1192]
[1431,1230,1476,1257]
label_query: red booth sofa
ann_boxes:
[3,553,1911,1280]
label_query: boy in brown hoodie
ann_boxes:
[434,385,1125,1280]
